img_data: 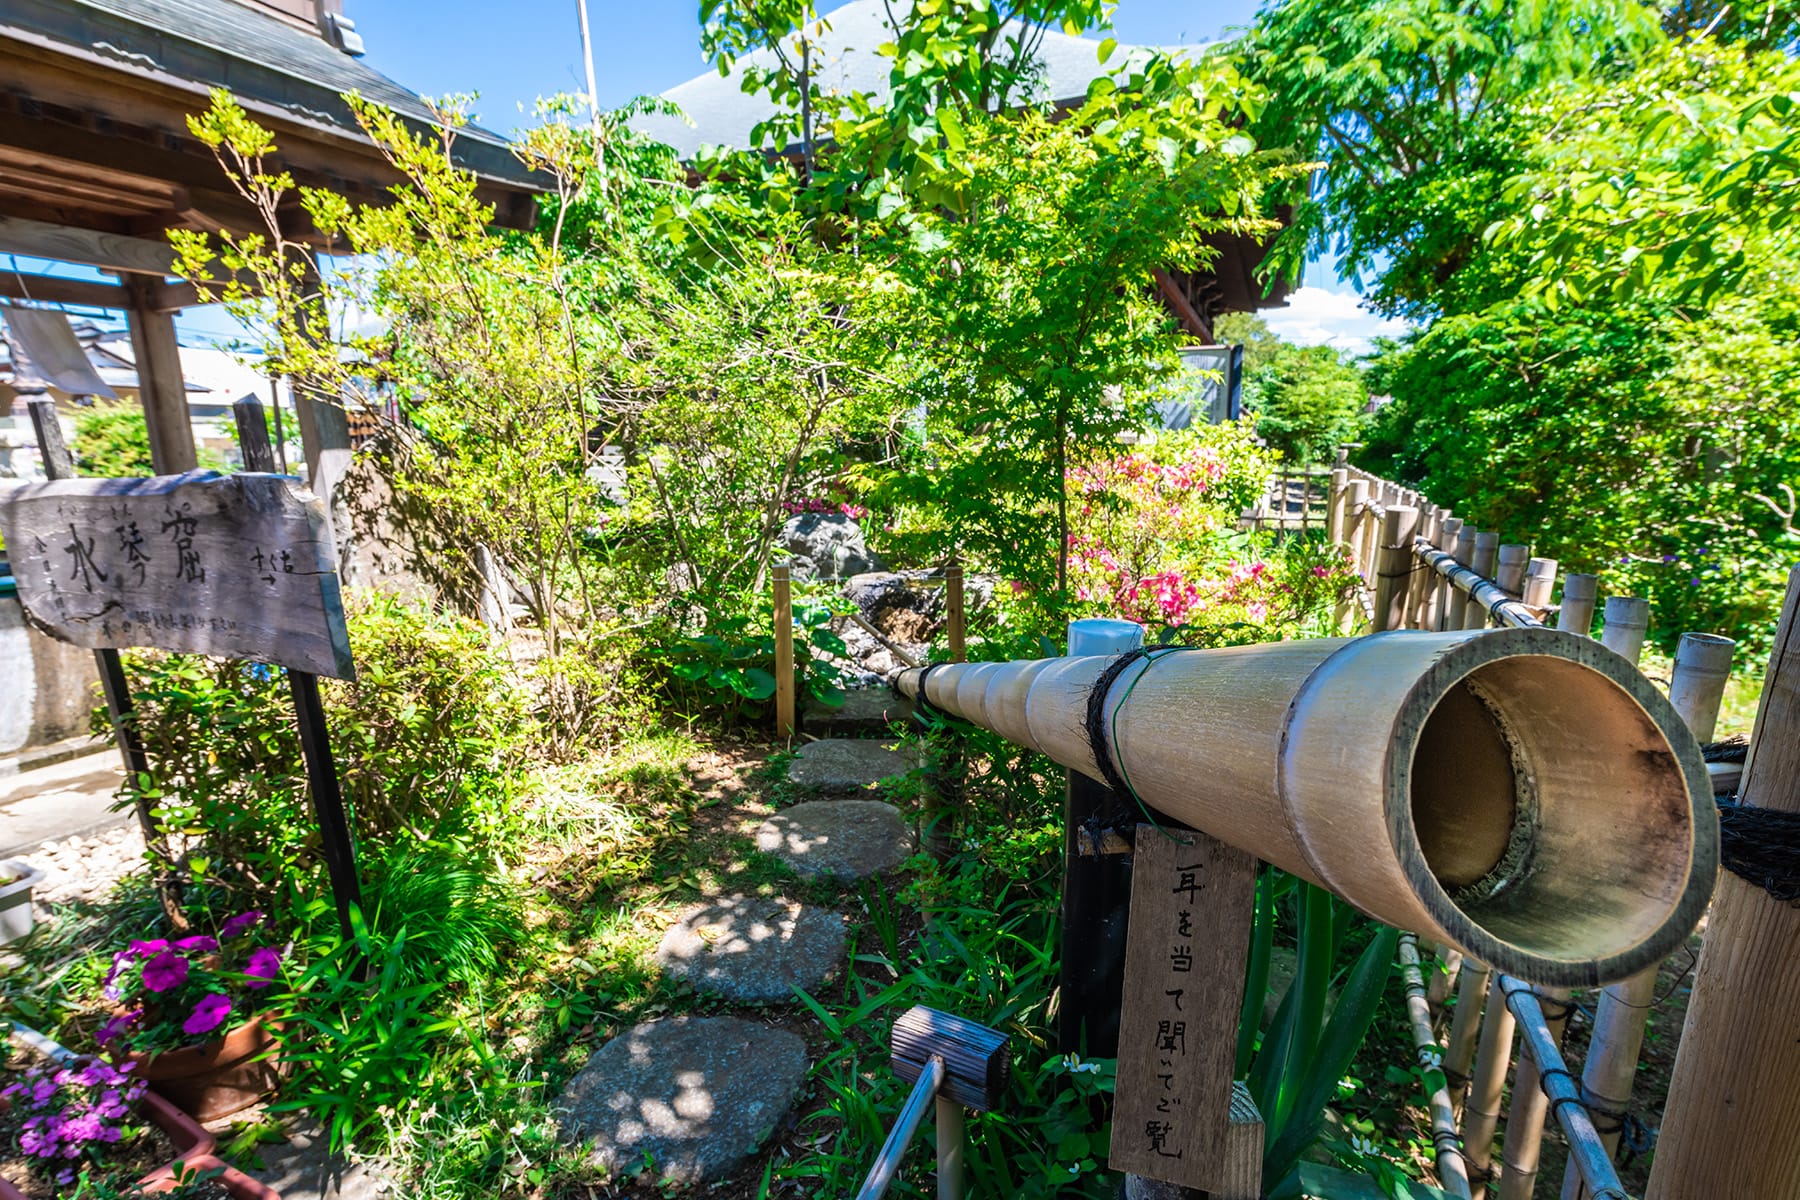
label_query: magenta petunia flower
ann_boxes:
[174,934,220,954]
[95,1009,143,1045]
[244,946,284,989]
[140,950,190,993]
[182,993,232,1037]
[219,910,266,940]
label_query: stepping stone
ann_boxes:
[786,738,922,792]
[655,895,847,1003]
[240,1120,389,1200]
[803,688,915,737]
[756,800,912,880]
[556,1016,808,1185]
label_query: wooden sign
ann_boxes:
[0,470,354,680]
[1110,825,1260,1196]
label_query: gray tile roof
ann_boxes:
[633,0,1202,158]
[3,0,540,190]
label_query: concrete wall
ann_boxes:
[0,596,100,755]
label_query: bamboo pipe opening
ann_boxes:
[1395,641,1713,981]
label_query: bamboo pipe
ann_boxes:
[1649,569,1800,1199]
[1558,574,1598,637]
[1500,979,1630,1200]
[1436,517,1464,630]
[1522,558,1558,610]
[1428,945,1463,1007]
[1559,629,1734,1200]
[1339,478,1370,632]
[1400,934,1474,1199]
[1462,533,1500,630]
[1373,506,1420,633]
[1356,488,1382,591]
[1446,525,1478,629]
[1462,975,1515,1196]
[1495,982,1573,1200]
[896,628,1716,987]
[945,559,967,663]
[1599,597,1650,663]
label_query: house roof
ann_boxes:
[634,0,1200,158]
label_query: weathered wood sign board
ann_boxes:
[0,470,354,680]
[1111,826,1261,1196]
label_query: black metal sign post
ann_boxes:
[233,397,363,946]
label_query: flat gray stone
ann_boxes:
[240,1120,388,1200]
[803,689,915,737]
[655,895,847,1003]
[556,1017,808,1184]
[786,738,922,792]
[756,800,912,880]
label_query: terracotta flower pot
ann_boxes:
[122,1014,286,1123]
[0,1088,222,1200]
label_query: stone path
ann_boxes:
[553,726,923,1184]
[0,747,128,857]
[803,688,915,737]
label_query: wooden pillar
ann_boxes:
[1648,569,1800,1200]
[945,558,966,663]
[773,562,795,740]
[122,275,197,475]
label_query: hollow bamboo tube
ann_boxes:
[1494,544,1530,596]
[1557,574,1598,637]
[1495,983,1573,1200]
[1462,976,1516,1196]
[1412,507,1443,630]
[1372,506,1419,633]
[1461,533,1500,630]
[1599,597,1650,663]
[1437,517,1464,630]
[1356,487,1382,590]
[1446,525,1478,628]
[1326,468,1349,544]
[1400,934,1474,1199]
[1648,570,1800,1200]
[1558,629,1735,1200]
[1429,945,1463,1007]
[1522,558,1558,610]
[895,629,1716,987]
[774,562,795,739]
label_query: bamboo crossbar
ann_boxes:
[1399,934,1474,1198]
[1413,543,1542,630]
[1498,978,1632,1200]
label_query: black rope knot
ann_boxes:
[1083,648,1151,805]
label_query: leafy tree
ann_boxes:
[72,402,225,477]
[1216,312,1368,463]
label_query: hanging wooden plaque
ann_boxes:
[0,470,354,679]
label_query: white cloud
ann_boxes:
[1262,287,1410,356]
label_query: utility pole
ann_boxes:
[576,0,603,169]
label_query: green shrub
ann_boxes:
[72,402,226,477]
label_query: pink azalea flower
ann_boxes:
[141,950,190,994]
[182,993,232,1038]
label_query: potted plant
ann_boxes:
[0,1056,280,1199]
[97,911,288,1122]
[0,861,45,947]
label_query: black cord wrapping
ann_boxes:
[909,662,960,730]
[1704,738,1800,905]
[1082,649,1151,826]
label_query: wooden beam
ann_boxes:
[1154,268,1215,342]
[123,274,199,473]
[0,213,176,275]
[0,271,199,313]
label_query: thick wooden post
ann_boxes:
[945,559,966,663]
[773,562,796,740]
[1373,506,1419,633]
[122,275,198,475]
[1648,570,1800,1200]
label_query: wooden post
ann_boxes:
[1112,826,1261,1199]
[1557,574,1598,637]
[1443,960,1490,1111]
[1326,468,1348,545]
[1560,628,1733,1200]
[1356,484,1381,590]
[1411,507,1442,630]
[1648,569,1800,1200]
[1372,506,1419,633]
[945,558,966,664]
[1494,544,1529,597]
[122,275,199,475]
[1445,523,1476,629]
[773,561,796,740]
[1461,532,1500,630]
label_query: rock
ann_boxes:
[557,1017,808,1185]
[786,739,922,792]
[843,572,942,643]
[241,1120,389,1200]
[756,800,913,880]
[778,513,884,581]
[655,895,847,1003]
[803,688,915,737]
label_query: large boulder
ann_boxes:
[778,513,884,581]
[843,572,941,643]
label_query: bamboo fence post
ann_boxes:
[1522,558,1558,611]
[945,558,967,663]
[1460,532,1500,630]
[1557,574,1598,637]
[1560,629,1734,1200]
[1327,468,1349,545]
[1437,517,1465,630]
[1443,960,1490,1112]
[1648,570,1800,1199]
[774,562,796,739]
[1411,506,1443,630]
[1356,483,1381,590]
[1400,934,1474,1199]
[1446,523,1476,629]
[1491,543,1528,628]
[1599,596,1651,662]
[1494,984,1574,1200]
[1373,506,1420,633]
[1339,478,1370,632]
[1462,975,1516,1198]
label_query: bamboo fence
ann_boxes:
[1329,458,1741,1200]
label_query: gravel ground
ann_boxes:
[26,823,148,909]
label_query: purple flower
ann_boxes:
[95,1010,143,1045]
[174,934,220,954]
[219,910,266,940]
[141,950,190,993]
[182,993,232,1037]
[244,946,284,989]
[125,938,170,960]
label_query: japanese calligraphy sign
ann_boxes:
[1110,826,1260,1195]
[0,471,354,680]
